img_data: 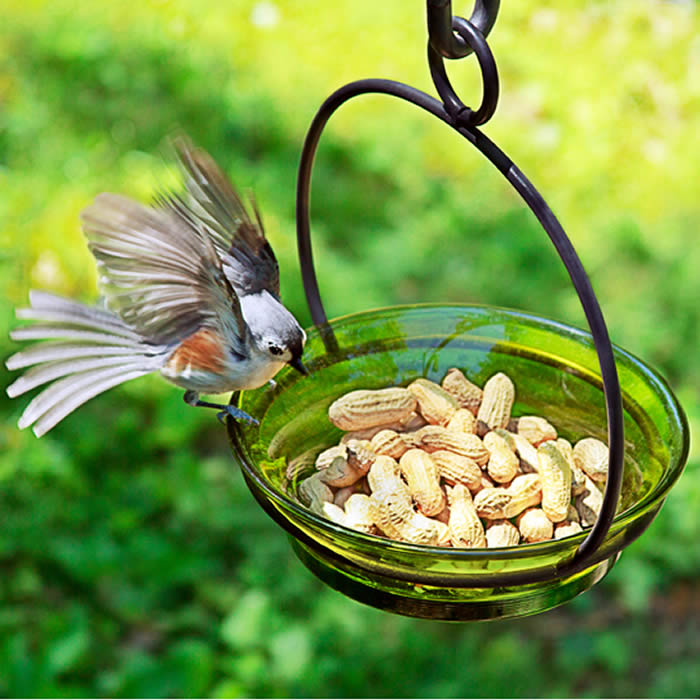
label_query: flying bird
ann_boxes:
[6,136,307,437]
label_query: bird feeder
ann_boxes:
[227,0,689,620]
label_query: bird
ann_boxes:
[5,135,308,437]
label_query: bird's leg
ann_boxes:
[183,390,259,426]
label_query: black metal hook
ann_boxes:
[427,0,500,59]
[428,16,499,127]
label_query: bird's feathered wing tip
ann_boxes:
[163,135,280,295]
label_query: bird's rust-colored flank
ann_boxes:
[165,328,226,375]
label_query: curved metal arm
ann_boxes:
[427,0,500,58]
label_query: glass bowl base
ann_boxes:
[291,537,619,621]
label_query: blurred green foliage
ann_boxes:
[1,0,698,697]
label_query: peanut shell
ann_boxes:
[328,387,417,431]
[537,441,573,523]
[476,372,515,432]
[447,484,486,548]
[485,519,521,547]
[517,507,554,542]
[574,437,609,482]
[441,368,483,415]
[408,378,459,426]
[399,448,446,516]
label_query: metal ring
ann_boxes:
[427,0,500,59]
[428,17,499,127]
[295,78,624,582]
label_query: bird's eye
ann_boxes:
[269,345,283,356]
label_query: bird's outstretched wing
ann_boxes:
[158,135,280,296]
[81,193,248,350]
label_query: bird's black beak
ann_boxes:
[288,355,308,376]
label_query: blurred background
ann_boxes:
[0,0,698,696]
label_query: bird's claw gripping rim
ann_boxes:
[217,405,260,426]
[183,389,259,426]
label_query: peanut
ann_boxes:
[400,429,425,451]
[485,519,521,547]
[476,372,515,432]
[446,408,477,434]
[483,431,520,483]
[473,473,541,519]
[298,472,334,514]
[412,425,489,466]
[345,439,375,474]
[574,437,609,483]
[556,438,586,497]
[554,520,584,539]
[322,502,350,527]
[343,493,378,534]
[315,440,372,487]
[563,439,588,495]
[473,486,512,520]
[370,489,409,541]
[370,429,409,460]
[508,415,557,445]
[441,367,483,415]
[507,430,539,473]
[491,428,517,451]
[430,450,482,492]
[508,473,543,511]
[447,484,486,548]
[372,490,448,545]
[319,455,366,488]
[315,444,348,471]
[517,508,554,542]
[537,441,572,523]
[408,378,459,426]
[367,455,408,498]
[340,424,402,443]
[399,448,446,516]
[328,387,417,431]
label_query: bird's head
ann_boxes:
[242,291,308,376]
[263,326,307,375]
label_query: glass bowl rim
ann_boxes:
[231,302,690,560]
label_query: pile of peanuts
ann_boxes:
[294,369,610,547]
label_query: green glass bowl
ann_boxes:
[227,305,689,621]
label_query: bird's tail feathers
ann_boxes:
[6,291,170,437]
